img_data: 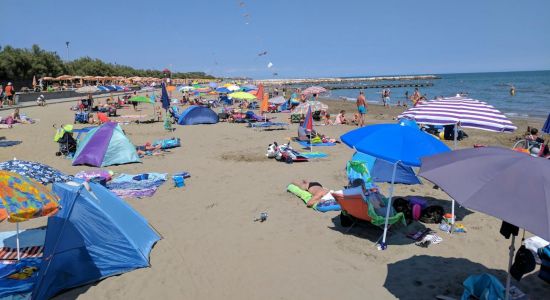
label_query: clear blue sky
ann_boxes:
[1,0,549,78]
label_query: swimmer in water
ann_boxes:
[510,86,516,96]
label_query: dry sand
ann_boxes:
[0,95,548,300]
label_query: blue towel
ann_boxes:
[299,152,328,159]
[0,141,21,147]
[107,173,167,190]
[296,140,336,147]
[0,258,41,298]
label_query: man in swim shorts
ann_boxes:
[292,179,332,207]
[356,91,367,127]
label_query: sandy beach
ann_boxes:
[0,95,548,300]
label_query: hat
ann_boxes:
[7,82,12,85]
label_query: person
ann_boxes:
[356,91,367,127]
[11,108,30,124]
[131,98,138,111]
[352,113,360,125]
[36,94,46,106]
[334,110,348,125]
[510,85,516,96]
[4,82,14,106]
[292,179,332,207]
[136,142,162,156]
[87,94,94,112]
[411,87,421,106]
[323,113,333,125]
[405,90,409,103]
[384,89,391,107]
[526,128,544,143]
[0,84,4,108]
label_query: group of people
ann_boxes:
[0,82,16,108]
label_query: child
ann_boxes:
[323,113,333,125]
[335,110,348,125]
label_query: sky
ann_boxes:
[1,0,549,78]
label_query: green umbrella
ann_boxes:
[228,91,256,100]
[129,96,153,103]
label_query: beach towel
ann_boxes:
[0,141,21,147]
[0,258,41,298]
[152,138,180,149]
[248,122,288,129]
[299,152,328,159]
[286,184,341,212]
[107,173,167,198]
[296,140,336,147]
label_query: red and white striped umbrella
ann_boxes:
[301,86,327,96]
[398,95,517,133]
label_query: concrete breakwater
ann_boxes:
[255,75,439,86]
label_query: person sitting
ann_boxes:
[11,108,31,124]
[323,113,333,125]
[36,95,46,106]
[526,128,544,143]
[352,113,360,126]
[292,179,332,207]
[334,110,348,125]
[136,142,162,156]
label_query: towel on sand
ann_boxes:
[107,173,167,198]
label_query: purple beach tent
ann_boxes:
[72,122,140,167]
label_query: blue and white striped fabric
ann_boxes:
[398,95,517,133]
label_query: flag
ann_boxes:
[160,82,170,110]
[303,106,313,132]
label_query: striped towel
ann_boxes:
[0,246,44,261]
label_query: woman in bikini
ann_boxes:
[292,179,331,207]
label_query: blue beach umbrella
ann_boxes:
[160,83,170,110]
[216,87,231,94]
[341,123,451,249]
[209,82,218,88]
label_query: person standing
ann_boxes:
[4,82,14,106]
[0,84,4,108]
[356,91,367,127]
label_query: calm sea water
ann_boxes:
[325,70,550,119]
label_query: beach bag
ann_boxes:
[393,197,412,223]
[420,205,444,224]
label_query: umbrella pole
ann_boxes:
[505,234,516,300]
[16,222,20,260]
[453,123,458,149]
[381,162,398,249]
[451,199,455,234]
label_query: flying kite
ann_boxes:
[258,51,268,56]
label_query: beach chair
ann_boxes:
[74,111,89,124]
[290,114,302,123]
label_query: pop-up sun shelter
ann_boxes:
[177,105,219,125]
[31,181,161,299]
[72,122,140,167]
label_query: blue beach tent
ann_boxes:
[351,152,421,185]
[177,105,219,125]
[31,181,161,300]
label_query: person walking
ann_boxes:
[356,91,367,127]
[4,82,14,106]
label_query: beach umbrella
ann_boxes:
[160,83,171,110]
[341,124,451,249]
[419,147,550,299]
[301,86,327,96]
[269,95,286,104]
[228,91,256,100]
[129,96,153,103]
[216,87,231,93]
[166,85,176,92]
[542,113,550,134]
[0,160,73,185]
[303,106,314,152]
[398,95,517,147]
[32,76,37,88]
[75,86,99,94]
[0,170,60,259]
[291,101,328,114]
[209,82,218,88]
[226,85,241,92]
[179,86,194,92]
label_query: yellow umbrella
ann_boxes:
[228,92,257,100]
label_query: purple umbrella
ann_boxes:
[419,147,550,299]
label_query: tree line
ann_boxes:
[0,44,215,82]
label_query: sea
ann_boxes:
[323,70,550,120]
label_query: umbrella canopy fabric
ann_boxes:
[0,170,59,223]
[179,86,195,92]
[209,82,218,88]
[75,86,99,94]
[268,96,286,104]
[303,106,313,132]
[398,96,517,133]
[228,91,256,100]
[301,86,327,95]
[543,113,550,134]
[129,96,153,103]
[160,83,170,110]
[0,160,73,185]
[341,124,451,167]
[226,85,241,92]
[291,101,328,114]
[351,152,421,185]
[216,87,231,93]
[419,147,550,240]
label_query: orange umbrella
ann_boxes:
[32,76,37,88]
[258,84,268,113]
[167,85,176,92]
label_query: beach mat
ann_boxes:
[299,152,328,159]
[296,140,336,147]
[0,141,21,147]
